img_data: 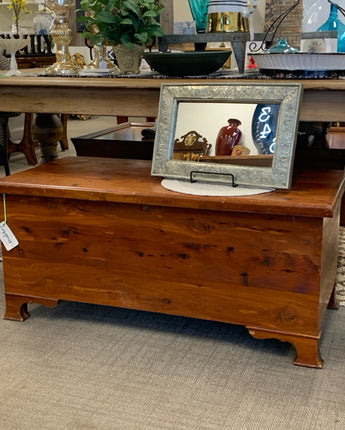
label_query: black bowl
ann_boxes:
[143,50,231,77]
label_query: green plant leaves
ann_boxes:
[135,31,148,44]
[120,18,133,25]
[123,0,140,16]
[76,0,165,47]
[97,11,117,24]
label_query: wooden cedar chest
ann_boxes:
[0,157,344,368]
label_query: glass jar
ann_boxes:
[317,4,345,52]
[33,9,55,35]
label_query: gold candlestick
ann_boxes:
[45,0,81,75]
[84,44,115,70]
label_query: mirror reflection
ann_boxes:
[173,102,280,168]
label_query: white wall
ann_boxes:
[0,3,39,33]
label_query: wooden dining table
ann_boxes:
[1,71,345,122]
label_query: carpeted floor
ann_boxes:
[336,227,345,304]
[0,286,345,429]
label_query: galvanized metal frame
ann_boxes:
[151,82,303,189]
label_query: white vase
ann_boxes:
[0,36,30,76]
[113,44,144,74]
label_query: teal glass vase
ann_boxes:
[317,4,345,53]
[188,0,210,33]
[267,38,299,53]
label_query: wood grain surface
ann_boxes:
[0,157,343,217]
[0,157,344,367]
[1,74,345,121]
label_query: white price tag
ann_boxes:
[0,221,19,251]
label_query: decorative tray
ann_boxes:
[250,53,345,71]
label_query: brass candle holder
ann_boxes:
[83,25,115,71]
[84,44,115,70]
[45,0,81,75]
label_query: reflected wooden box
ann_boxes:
[326,126,345,149]
[71,122,155,160]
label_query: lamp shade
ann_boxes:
[208,1,249,14]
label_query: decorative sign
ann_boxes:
[251,104,280,155]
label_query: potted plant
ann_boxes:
[78,0,165,73]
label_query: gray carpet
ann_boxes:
[336,227,345,303]
[1,263,345,429]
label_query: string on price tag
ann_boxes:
[0,194,19,251]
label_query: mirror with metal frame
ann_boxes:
[151,83,303,189]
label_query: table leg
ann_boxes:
[8,113,38,165]
[0,115,10,176]
[3,293,60,321]
[59,114,69,151]
[231,40,246,74]
[248,327,324,368]
[31,113,64,163]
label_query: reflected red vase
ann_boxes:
[215,118,242,155]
